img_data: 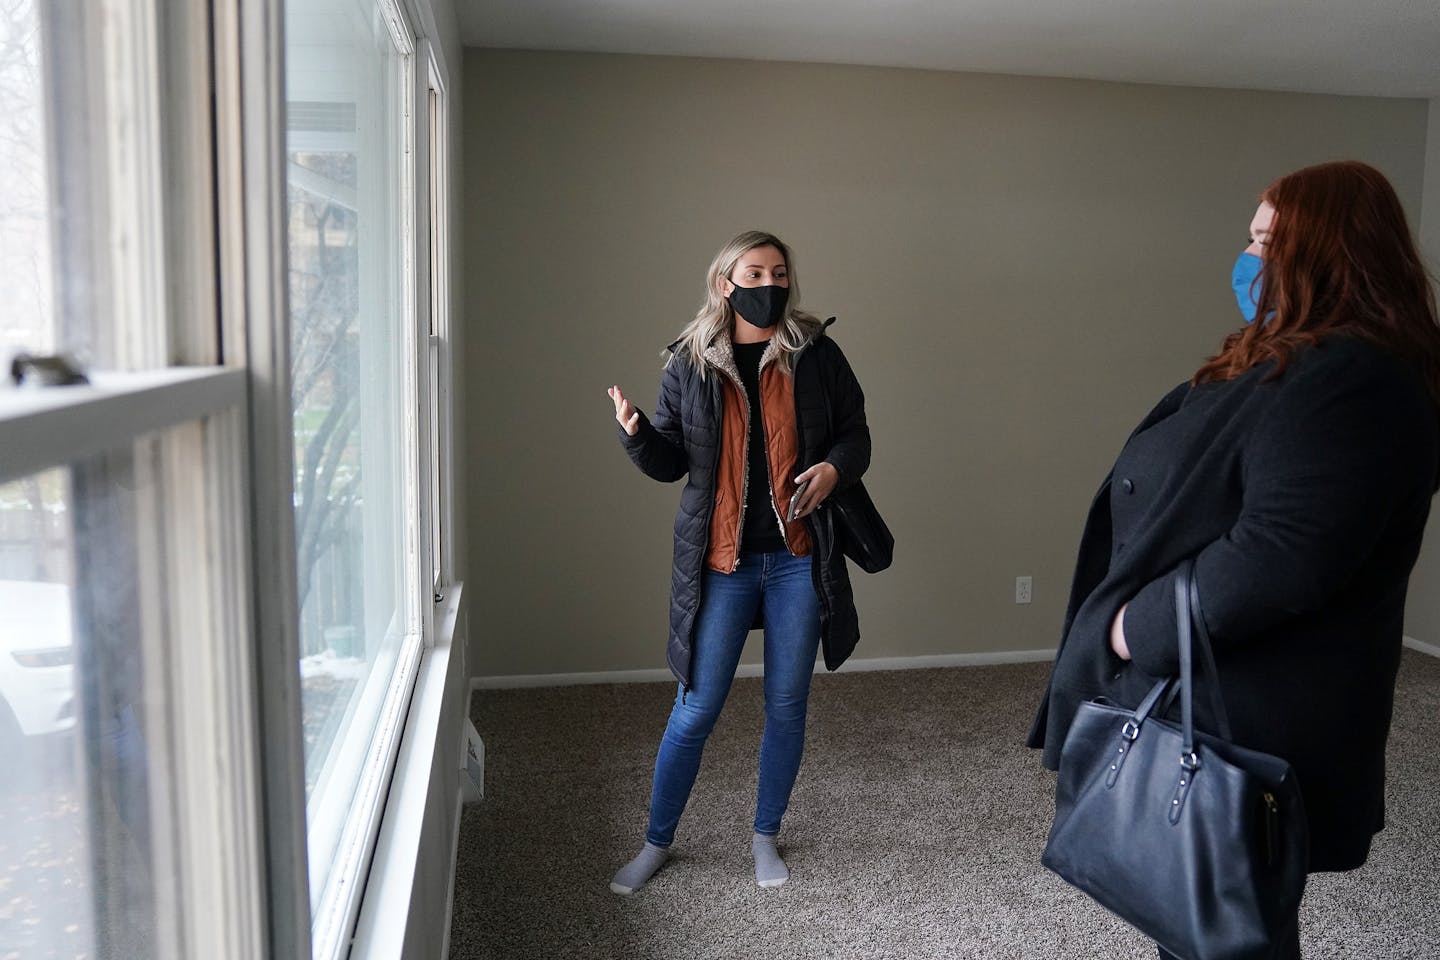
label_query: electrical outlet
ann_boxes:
[1015,576,1033,604]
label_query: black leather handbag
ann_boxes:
[815,321,893,575]
[824,481,893,574]
[1041,559,1309,960]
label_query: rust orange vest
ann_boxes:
[703,341,813,572]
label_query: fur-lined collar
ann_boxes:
[665,316,836,372]
[701,336,784,386]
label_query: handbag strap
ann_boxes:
[1186,565,1233,741]
[1175,567,1199,768]
[1173,559,1234,759]
[1109,675,1174,788]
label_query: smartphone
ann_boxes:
[786,479,811,523]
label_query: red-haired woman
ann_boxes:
[1030,160,1440,958]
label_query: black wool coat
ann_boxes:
[620,320,871,689]
[1029,335,1439,872]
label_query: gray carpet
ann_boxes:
[448,651,1440,959]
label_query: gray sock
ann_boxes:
[752,832,789,888]
[609,842,670,895]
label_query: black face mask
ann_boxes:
[726,283,789,329]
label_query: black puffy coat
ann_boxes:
[1029,336,1439,871]
[620,320,871,688]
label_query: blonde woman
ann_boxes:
[606,230,872,893]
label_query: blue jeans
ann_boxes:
[645,549,822,847]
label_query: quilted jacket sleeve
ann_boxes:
[822,339,871,489]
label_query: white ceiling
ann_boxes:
[458,0,1440,99]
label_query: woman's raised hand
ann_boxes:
[609,385,640,436]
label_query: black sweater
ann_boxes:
[732,339,787,554]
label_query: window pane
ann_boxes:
[286,0,415,910]
[427,81,444,594]
[429,334,441,591]
[0,0,55,358]
[2,0,167,375]
[0,453,160,958]
[0,474,83,960]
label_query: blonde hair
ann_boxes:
[668,230,824,377]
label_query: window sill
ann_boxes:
[349,582,468,959]
[0,367,246,483]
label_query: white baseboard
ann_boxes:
[832,649,1055,672]
[469,636,1440,692]
[471,648,1055,690]
[1403,635,1440,658]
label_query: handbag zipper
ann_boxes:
[1263,791,1280,866]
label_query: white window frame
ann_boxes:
[284,1,445,957]
[425,43,453,603]
[5,0,459,955]
[348,19,461,960]
[213,0,317,953]
[4,1,277,957]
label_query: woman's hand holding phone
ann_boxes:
[788,462,840,520]
[786,480,810,522]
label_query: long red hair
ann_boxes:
[1193,160,1440,405]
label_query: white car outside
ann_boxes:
[0,579,76,740]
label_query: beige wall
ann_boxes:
[1404,98,1440,646]
[461,50,1429,678]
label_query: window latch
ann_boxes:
[10,352,90,387]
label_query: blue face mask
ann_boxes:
[1231,251,1263,324]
